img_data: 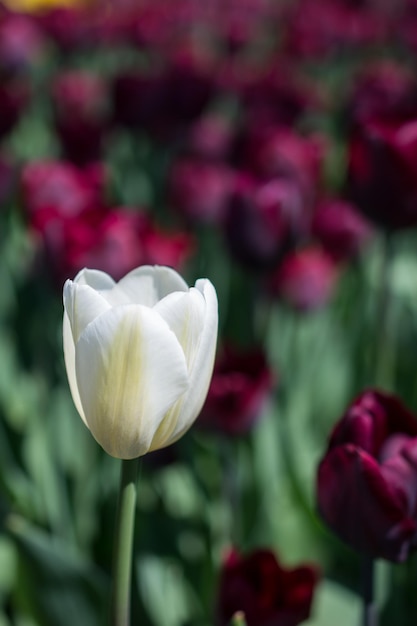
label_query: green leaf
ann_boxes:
[310,579,361,626]
[6,516,108,626]
[137,555,202,626]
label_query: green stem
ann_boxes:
[110,458,140,626]
[361,556,378,626]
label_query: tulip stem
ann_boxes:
[361,556,378,626]
[110,458,140,626]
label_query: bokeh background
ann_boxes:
[1,0,417,624]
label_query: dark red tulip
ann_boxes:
[224,175,307,271]
[0,80,28,141]
[347,61,417,127]
[0,14,44,75]
[169,158,234,225]
[268,247,338,312]
[346,61,417,230]
[217,548,319,626]
[317,389,417,561]
[284,0,387,59]
[186,114,233,161]
[51,71,108,165]
[311,197,373,261]
[21,160,106,218]
[199,345,274,435]
[347,116,417,229]
[30,205,193,284]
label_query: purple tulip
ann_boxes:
[317,389,417,562]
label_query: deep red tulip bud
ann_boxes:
[217,548,319,626]
[317,389,417,561]
[347,116,417,229]
[347,62,417,126]
[0,80,28,141]
[0,15,44,74]
[199,345,274,435]
[21,160,105,218]
[169,158,234,225]
[346,62,417,229]
[187,114,233,161]
[311,197,373,261]
[268,247,338,312]
[224,175,306,271]
[51,71,108,164]
[284,0,387,59]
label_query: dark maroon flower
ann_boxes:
[21,160,106,218]
[347,61,417,127]
[186,113,233,161]
[224,175,307,271]
[162,48,215,125]
[0,80,28,141]
[237,63,322,129]
[199,345,274,435]
[236,126,325,193]
[284,0,387,59]
[217,548,319,626]
[169,158,234,225]
[345,61,417,230]
[36,7,91,52]
[311,197,373,261]
[112,50,215,139]
[51,71,108,164]
[30,205,193,283]
[111,70,167,133]
[268,247,338,312]
[317,389,417,561]
[347,116,417,229]
[0,14,44,75]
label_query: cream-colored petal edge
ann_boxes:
[63,280,111,343]
[63,311,88,426]
[150,279,218,451]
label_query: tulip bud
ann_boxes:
[217,548,319,626]
[199,344,274,435]
[317,389,417,562]
[63,265,218,459]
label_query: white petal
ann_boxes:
[74,304,189,459]
[63,310,88,426]
[150,279,218,450]
[63,280,111,343]
[116,265,189,306]
[73,268,116,290]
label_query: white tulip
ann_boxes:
[63,265,218,459]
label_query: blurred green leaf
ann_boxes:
[310,579,361,626]
[7,516,108,626]
[137,555,202,626]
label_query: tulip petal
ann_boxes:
[74,304,189,459]
[63,311,87,426]
[317,445,416,561]
[73,268,116,290]
[116,265,189,306]
[150,278,218,450]
[64,280,111,343]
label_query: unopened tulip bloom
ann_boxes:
[63,265,218,459]
[317,389,417,562]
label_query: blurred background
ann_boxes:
[1,0,417,624]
